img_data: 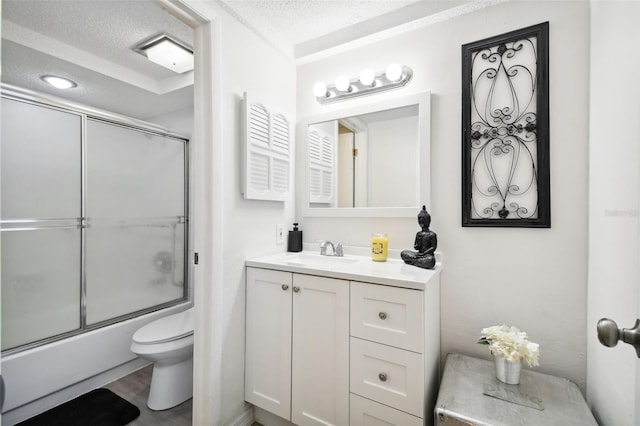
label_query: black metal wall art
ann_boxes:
[462,22,550,227]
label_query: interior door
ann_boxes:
[587,2,640,424]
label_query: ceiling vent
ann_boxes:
[133,33,194,74]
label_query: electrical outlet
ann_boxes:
[276,224,285,244]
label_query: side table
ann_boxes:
[434,353,597,425]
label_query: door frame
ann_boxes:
[154,1,224,424]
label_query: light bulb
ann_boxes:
[359,68,375,86]
[335,75,351,92]
[313,81,328,97]
[385,64,403,82]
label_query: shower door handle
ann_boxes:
[0,374,5,411]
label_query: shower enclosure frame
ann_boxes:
[0,84,191,355]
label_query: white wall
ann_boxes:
[367,115,417,207]
[216,10,297,425]
[150,106,194,138]
[297,0,590,390]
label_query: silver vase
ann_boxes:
[493,355,522,385]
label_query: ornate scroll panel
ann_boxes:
[462,23,550,227]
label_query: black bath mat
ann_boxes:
[17,388,140,426]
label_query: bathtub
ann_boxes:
[1,303,191,425]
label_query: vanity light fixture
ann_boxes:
[40,75,77,90]
[313,64,413,104]
[133,33,194,74]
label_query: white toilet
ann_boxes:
[130,307,195,410]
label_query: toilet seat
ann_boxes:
[133,308,194,344]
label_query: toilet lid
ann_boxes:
[133,308,194,344]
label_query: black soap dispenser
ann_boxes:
[288,223,303,252]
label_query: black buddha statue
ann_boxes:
[401,205,437,269]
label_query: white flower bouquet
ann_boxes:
[478,325,540,367]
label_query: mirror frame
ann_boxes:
[297,91,431,218]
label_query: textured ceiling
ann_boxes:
[3,0,193,81]
[1,0,194,121]
[216,0,480,58]
[217,0,422,46]
[1,0,477,120]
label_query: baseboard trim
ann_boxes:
[254,407,296,426]
[227,405,255,426]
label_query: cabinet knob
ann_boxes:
[281,284,289,291]
[378,372,388,382]
[293,286,300,293]
[378,312,388,320]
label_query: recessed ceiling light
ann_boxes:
[41,75,77,89]
[133,34,194,74]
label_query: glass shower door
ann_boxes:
[1,92,189,353]
[1,98,82,350]
[85,119,186,324]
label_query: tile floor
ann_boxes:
[104,365,192,426]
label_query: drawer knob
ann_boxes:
[293,286,300,293]
[281,284,289,291]
[378,312,388,320]
[378,372,388,382]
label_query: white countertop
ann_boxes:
[245,250,441,290]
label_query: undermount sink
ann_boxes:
[284,252,359,267]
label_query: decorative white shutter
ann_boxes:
[308,126,335,204]
[243,93,291,201]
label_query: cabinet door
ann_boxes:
[291,274,349,426]
[245,268,293,420]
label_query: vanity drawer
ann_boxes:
[350,337,424,417]
[350,281,423,352]
[350,394,423,426]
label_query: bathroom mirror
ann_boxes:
[298,92,430,217]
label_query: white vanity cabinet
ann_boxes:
[349,281,439,425]
[245,267,349,426]
[245,251,441,426]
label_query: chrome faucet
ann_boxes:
[319,240,343,257]
[320,240,334,256]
